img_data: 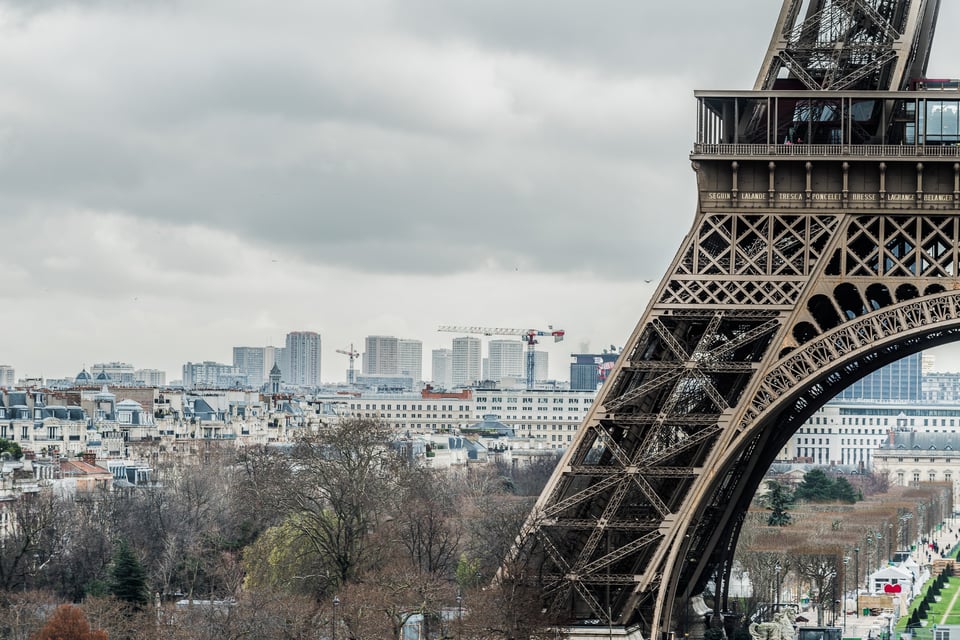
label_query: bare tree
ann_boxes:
[463,494,537,580]
[0,590,59,640]
[0,493,65,593]
[794,550,841,625]
[390,466,461,575]
[247,418,398,589]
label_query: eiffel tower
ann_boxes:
[512,1,953,638]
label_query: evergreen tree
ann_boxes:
[794,469,860,503]
[109,541,149,608]
[794,469,834,501]
[833,476,858,503]
[765,481,793,526]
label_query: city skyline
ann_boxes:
[8,2,960,382]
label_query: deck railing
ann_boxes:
[692,143,960,158]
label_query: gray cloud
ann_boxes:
[0,0,762,283]
[7,1,960,378]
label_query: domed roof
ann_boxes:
[95,371,111,381]
[75,369,93,383]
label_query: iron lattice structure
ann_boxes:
[755,0,940,91]
[510,1,953,638]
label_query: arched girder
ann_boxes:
[649,291,960,636]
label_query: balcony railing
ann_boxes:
[692,143,960,158]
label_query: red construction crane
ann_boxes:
[437,325,565,389]
[336,344,360,384]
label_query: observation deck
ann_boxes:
[692,89,960,160]
[691,89,960,211]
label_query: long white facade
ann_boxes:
[328,387,596,449]
[780,400,960,470]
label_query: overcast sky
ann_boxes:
[4,0,960,383]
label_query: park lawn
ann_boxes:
[923,579,960,625]
[897,577,959,631]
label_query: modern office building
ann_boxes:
[835,352,923,403]
[364,335,399,376]
[488,340,524,383]
[285,331,322,387]
[398,339,423,382]
[431,349,453,388]
[778,352,951,469]
[452,337,481,387]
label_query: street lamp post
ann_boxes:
[854,547,860,618]
[875,531,883,572]
[843,556,850,633]
[456,590,463,640]
[866,533,873,581]
[887,522,893,564]
[775,562,782,617]
[332,595,340,640]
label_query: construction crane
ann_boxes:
[336,344,360,384]
[437,325,565,389]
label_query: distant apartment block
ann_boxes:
[233,346,267,388]
[398,339,423,382]
[364,335,399,375]
[0,365,14,387]
[533,350,549,383]
[285,331,322,387]
[91,362,136,386]
[182,361,245,389]
[135,368,166,387]
[452,337,481,387]
[488,340,524,384]
[431,349,453,389]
